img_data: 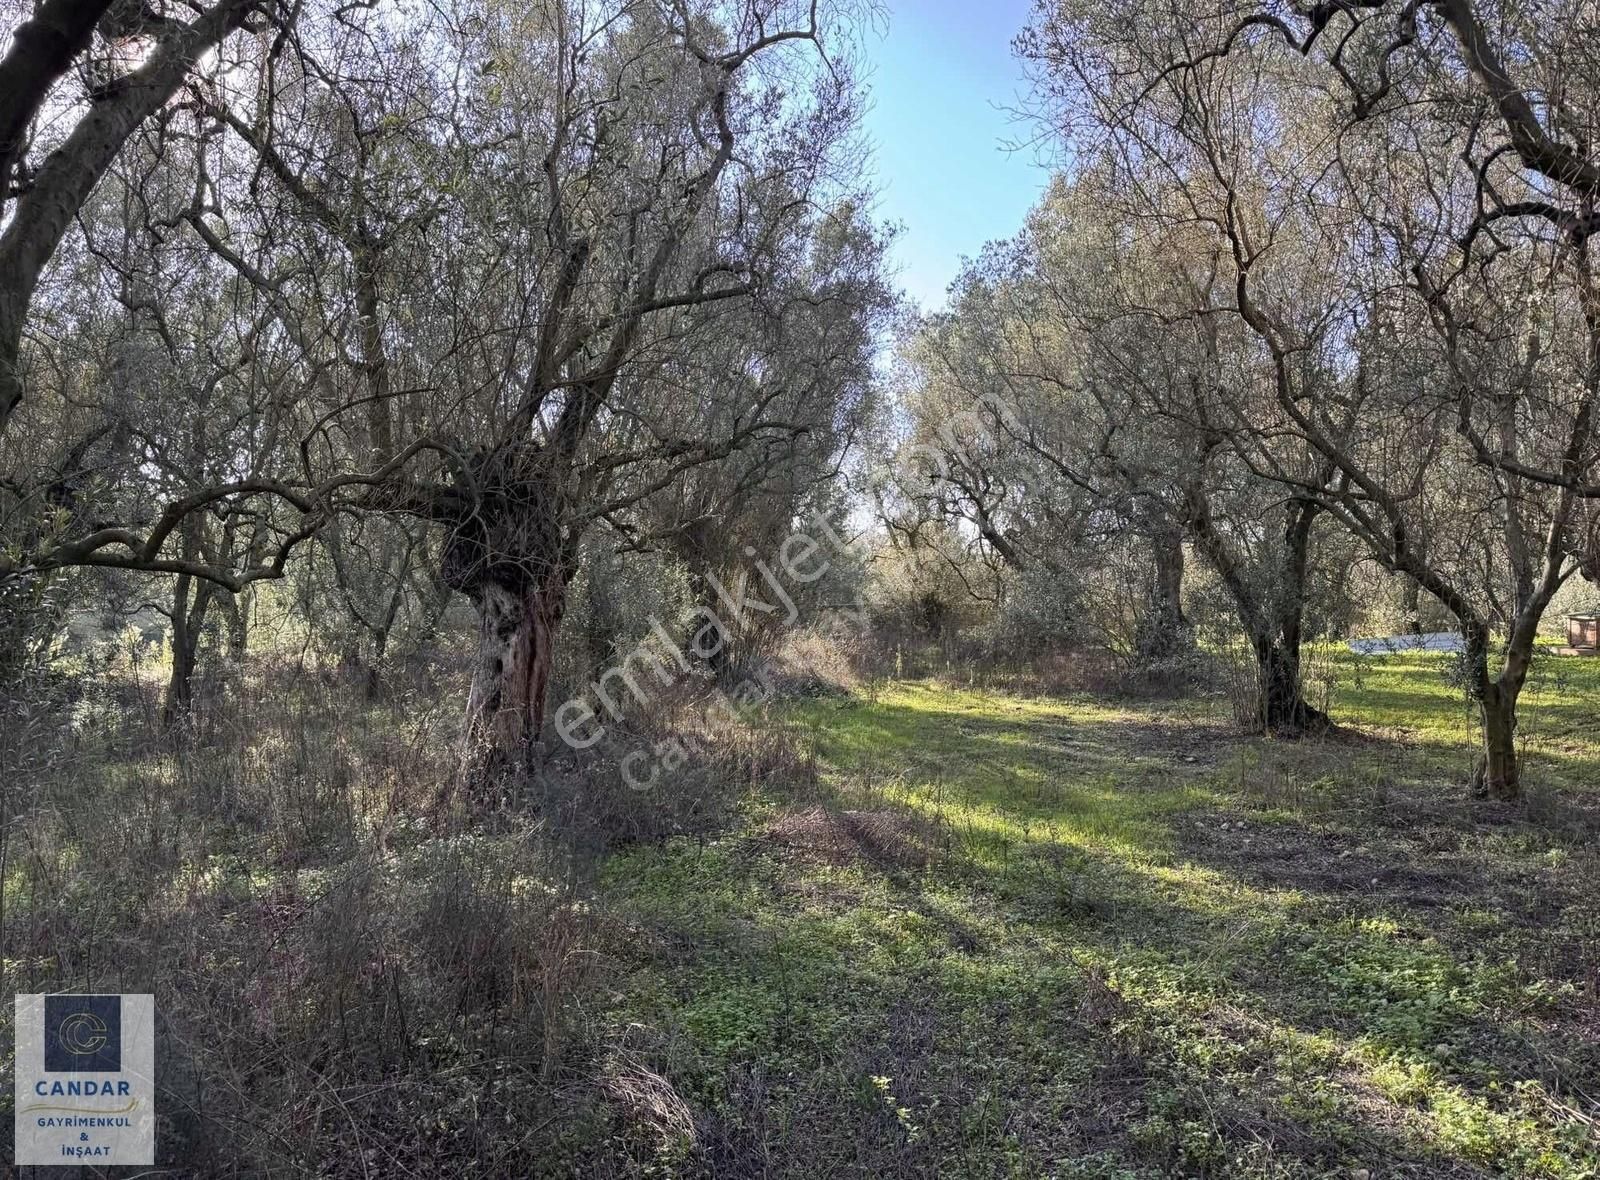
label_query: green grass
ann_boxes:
[595,654,1600,1177]
[8,648,1595,1174]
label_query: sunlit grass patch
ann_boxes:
[592,661,1600,1176]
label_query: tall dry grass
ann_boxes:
[0,641,808,1176]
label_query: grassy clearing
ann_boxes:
[596,652,1600,1177]
[3,649,1597,1175]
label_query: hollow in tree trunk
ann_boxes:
[460,576,569,779]
[440,452,576,810]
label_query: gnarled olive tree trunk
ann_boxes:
[684,559,734,680]
[440,451,578,803]
[458,578,570,772]
[1476,681,1521,801]
[1254,629,1322,735]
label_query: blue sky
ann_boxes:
[859,0,1048,311]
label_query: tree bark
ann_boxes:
[223,593,248,660]
[458,577,568,798]
[435,441,583,809]
[1256,637,1325,735]
[1186,481,1324,734]
[1474,681,1521,801]
[1401,578,1423,636]
[1136,523,1191,660]
[162,569,217,729]
[1462,620,1534,801]
[162,572,195,728]
[0,0,115,195]
[0,0,255,440]
[685,560,734,680]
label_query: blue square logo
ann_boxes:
[43,995,121,1073]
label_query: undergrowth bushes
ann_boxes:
[0,638,817,1175]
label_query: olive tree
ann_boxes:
[2,0,884,800]
[900,173,1338,728]
[1026,0,1600,795]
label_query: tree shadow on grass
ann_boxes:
[705,687,1600,1175]
[613,824,1528,1177]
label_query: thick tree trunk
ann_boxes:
[439,444,579,809]
[1136,525,1191,660]
[1463,622,1530,802]
[1256,638,1326,735]
[458,577,568,800]
[164,636,197,725]
[1473,682,1520,801]
[1187,482,1324,736]
[685,561,734,680]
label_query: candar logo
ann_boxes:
[44,995,121,1073]
[15,992,153,1165]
